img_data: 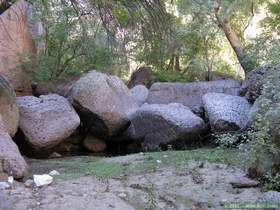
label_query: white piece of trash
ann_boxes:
[49,170,60,176]
[7,176,14,184]
[118,192,127,198]
[33,174,53,187]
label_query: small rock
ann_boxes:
[49,170,60,176]
[7,176,14,184]
[48,152,62,158]
[230,177,259,188]
[0,182,10,190]
[118,192,127,198]
[83,134,107,152]
[24,179,34,188]
[33,174,53,187]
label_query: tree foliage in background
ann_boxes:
[24,0,127,82]
[246,3,280,174]
[22,0,280,83]
[247,1,280,66]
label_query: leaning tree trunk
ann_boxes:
[213,0,252,73]
[219,19,249,71]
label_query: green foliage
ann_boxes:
[152,70,189,82]
[25,0,119,82]
[260,169,280,192]
[214,132,250,148]
[246,1,280,66]
[215,133,238,148]
[246,64,280,174]
[147,183,157,210]
[20,0,280,83]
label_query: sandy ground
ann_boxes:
[0,158,262,210]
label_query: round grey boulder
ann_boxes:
[17,94,80,149]
[203,93,251,132]
[67,70,138,138]
[126,103,206,151]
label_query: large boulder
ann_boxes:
[0,75,19,137]
[0,116,27,179]
[130,85,149,106]
[240,64,270,102]
[127,67,152,88]
[146,79,241,116]
[67,70,138,139]
[17,94,80,149]
[126,103,206,151]
[202,93,251,132]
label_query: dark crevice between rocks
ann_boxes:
[72,99,109,139]
[0,0,14,15]
[13,129,52,158]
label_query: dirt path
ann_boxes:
[0,151,263,210]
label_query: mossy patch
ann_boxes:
[27,148,249,180]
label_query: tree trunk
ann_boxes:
[175,55,180,71]
[213,0,251,72]
[219,19,248,70]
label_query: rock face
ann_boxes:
[0,75,19,137]
[146,79,241,115]
[202,93,251,132]
[17,94,80,149]
[83,134,107,152]
[130,85,149,106]
[68,70,138,139]
[257,191,280,208]
[127,67,152,88]
[0,0,37,95]
[240,64,269,102]
[126,103,206,151]
[0,118,27,179]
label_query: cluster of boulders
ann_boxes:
[0,63,270,179]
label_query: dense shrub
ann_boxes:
[21,0,125,83]
[247,63,280,175]
[214,132,249,149]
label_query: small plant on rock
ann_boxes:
[260,169,280,192]
[146,182,157,210]
[214,132,249,148]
